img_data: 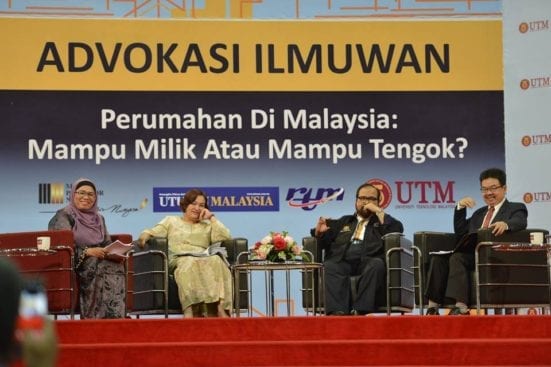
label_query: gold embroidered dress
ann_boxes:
[141,216,233,311]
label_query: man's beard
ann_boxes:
[357,207,373,218]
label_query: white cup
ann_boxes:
[37,236,51,251]
[529,232,544,245]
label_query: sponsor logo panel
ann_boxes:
[286,179,457,211]
[153,187,279,212]
[285,187,345,211]
[37,182,145,217]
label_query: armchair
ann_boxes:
[301,232,422,315]
[129,237,248,317]
[0,231,133,319]
[0,230,76,318]
[414,228,550,312]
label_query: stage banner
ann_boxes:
[1,18,503,315]
[503,0,551,234]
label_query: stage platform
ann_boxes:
[52,315,551,366]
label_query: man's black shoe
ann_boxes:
[425,307,440,315]
[350,309,368,316]
[448,307,469,315]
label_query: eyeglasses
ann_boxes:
[480,185,503,194]
[357,196,378,202]
[75,190,96,198]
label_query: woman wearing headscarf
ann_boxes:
[48,178,125,319]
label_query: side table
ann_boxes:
[233,252,324,317]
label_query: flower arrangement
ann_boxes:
[251,231,304,262]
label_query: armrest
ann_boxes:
[221,237,248,264]
[477,228,549,243]
[130,237,169,278]
[0,230,74,250]
[138,237,168,254]
[383,232,413,268]
[413,231,456,263]
[382,232,411,252]
[302,236,321,262]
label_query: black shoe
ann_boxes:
[350,309,369,316]
[425,307,440,315]
[448,307,469,315]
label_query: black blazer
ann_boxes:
[453,199,528,252]
[311,213,404,261]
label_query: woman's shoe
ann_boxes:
[448,306,469,315]
[425,307,440,315]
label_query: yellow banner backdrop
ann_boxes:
[0,18,501,91]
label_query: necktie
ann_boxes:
[352,219,366,241]
[482,206,495,228]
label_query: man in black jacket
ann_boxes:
[425,167,528,315]
[313,183,404,315]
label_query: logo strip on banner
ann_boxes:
[153,187,279,212]
[0,18,501,91]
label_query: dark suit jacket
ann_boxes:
[311,213,404,261]
[453,199,528,252]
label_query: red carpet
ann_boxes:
[54,315,551,366]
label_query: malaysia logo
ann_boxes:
[366,178,392,209]
[286,187,345,211]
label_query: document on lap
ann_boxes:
[428,233,477,256]
[104,240,135,260]
[429,250,454,255]
[175,243,229,266]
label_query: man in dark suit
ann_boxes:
[425,168,528,315]
[313,183,404,315]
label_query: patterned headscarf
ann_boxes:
[64,178,105,245]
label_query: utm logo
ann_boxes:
[519,79,530,90]
[366,178,392,209]
[524,192,551,203]
[38,183,65,204]
[518,20,549,33]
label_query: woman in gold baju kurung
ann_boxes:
[139,188,232,317]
